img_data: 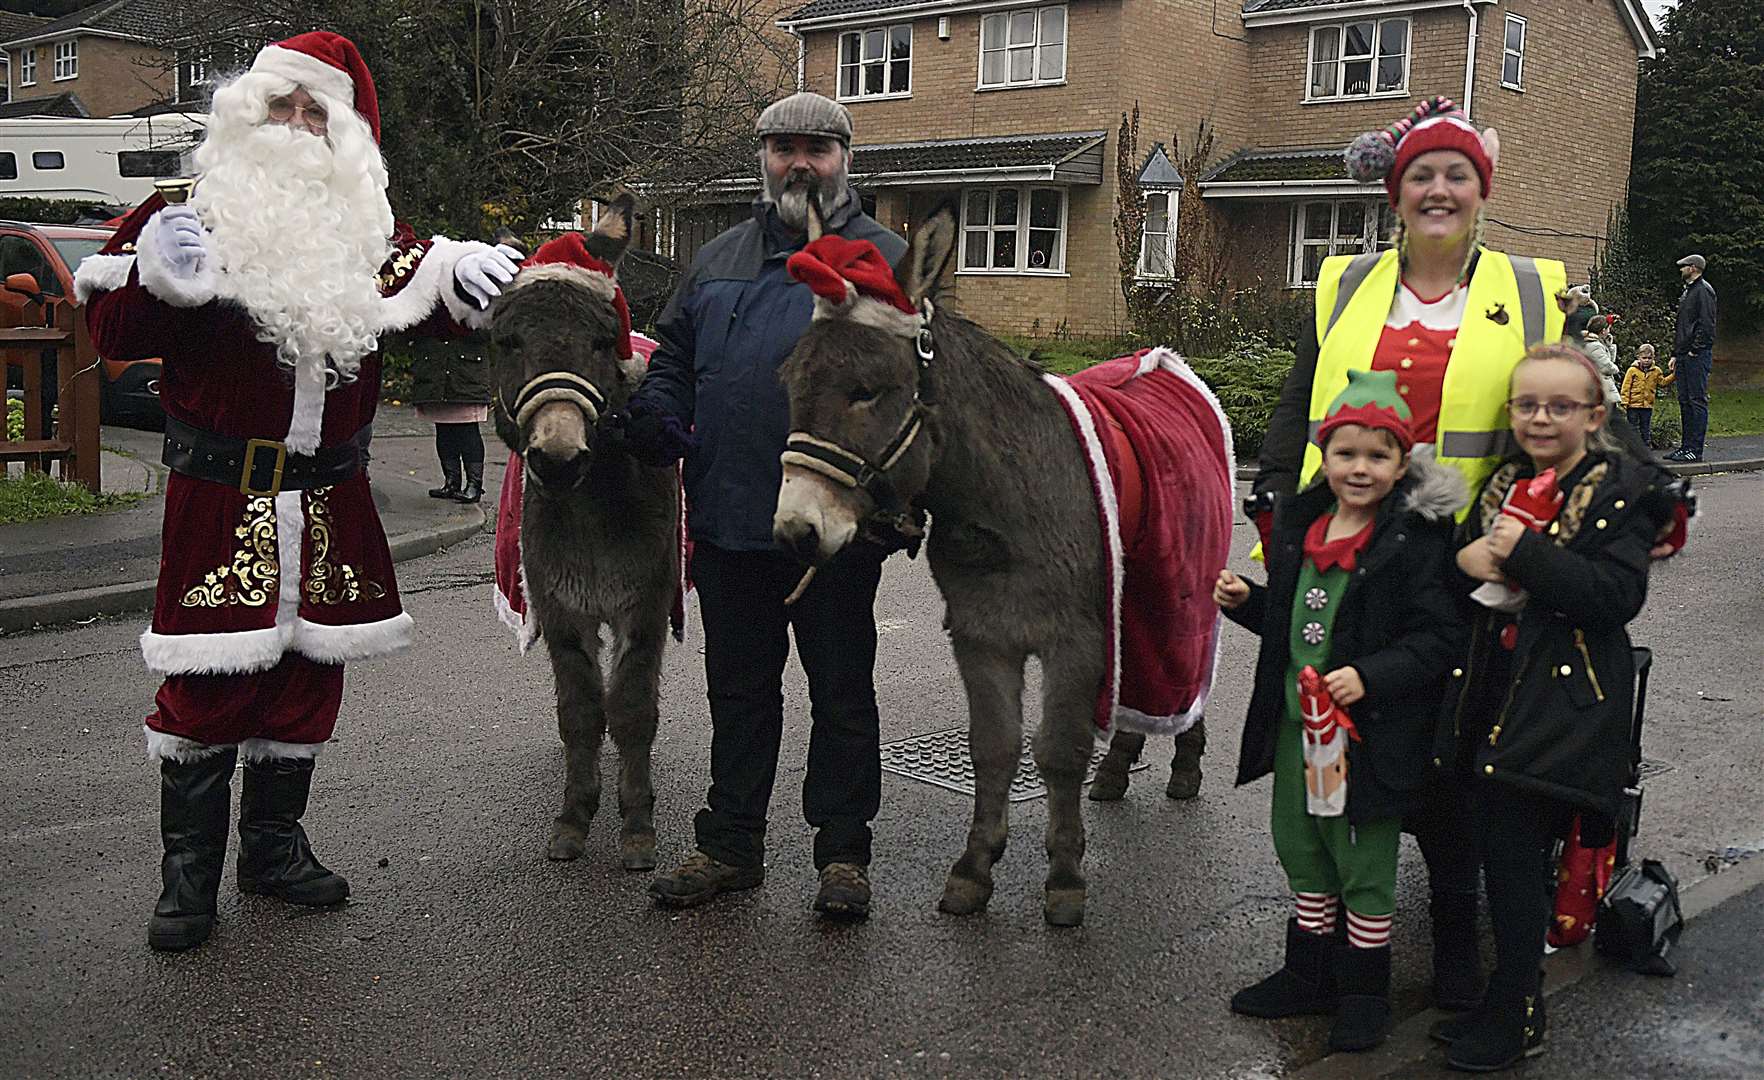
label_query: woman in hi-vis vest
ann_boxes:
[1251,97,1690,1017]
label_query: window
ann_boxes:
[1138,191,1178,278]
[1502,15,1526,90]
[960,187,1066,273]
[53,39,77,81]
[1289,200,1396,286]
[19,47,37,86]
[838,25,911,99]
[1307,18,1407,100]
[32,152,65,170]
[978,6,1066,88]
[179,50,210,97]
[118,150,182,178]
[0,152,16,181]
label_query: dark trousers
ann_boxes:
[1627,407,1653,447]
[691,543,885,870]
[1675,348,1712,456]
[433,421,485,471]
[1409,777,1483,898]
[1473,781,1576,997]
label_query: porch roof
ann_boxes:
[1197,147,1381,198]
[856,130,1108,186]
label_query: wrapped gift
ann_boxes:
[1298,664,1361,817]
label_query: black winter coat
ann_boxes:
[1673,276,1717,357]
[1436,450,1664,819]
[1228,456,1469,823]
[405,334,491,406]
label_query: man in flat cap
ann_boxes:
[1668,253,1717,461]
[615,91,905,919]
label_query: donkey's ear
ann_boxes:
[897,202,957,306]
[585,192,636,267]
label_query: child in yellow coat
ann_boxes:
[1619,344,1674,447]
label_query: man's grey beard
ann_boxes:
[764,165,851,230]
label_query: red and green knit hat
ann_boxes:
[1344,96,1498,207]
[1316,369,1414,452]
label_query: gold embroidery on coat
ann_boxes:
[181,497,278,607]
[376,246,423,292]
[302,486,387,605]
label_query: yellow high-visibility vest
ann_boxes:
[1303,247,1567,516]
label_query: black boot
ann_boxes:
[1088,731,1144,801]
[1230,918,1336,1017]
[148,748,237,952]
[454,461,484,503]
[1167,719,1206,800]
[1430,888,1486,1010]
[237,758,350,906]
[428,459,462,500]
[1444,979,1546,1071]
[1329,943,1393,1051]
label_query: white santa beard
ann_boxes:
[193,121,392,380]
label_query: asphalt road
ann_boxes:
[1,471,1760,1079]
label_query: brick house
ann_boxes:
[658,0,1657,336]
[1,0,179,119]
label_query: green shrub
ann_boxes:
[0,196,121,225]
[0,471,143,524]
[380,347,415,404]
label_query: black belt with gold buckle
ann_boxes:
[162,415,371,497]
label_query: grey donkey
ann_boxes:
[488,195,680,871]
[775,207,1145,927]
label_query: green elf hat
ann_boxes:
[1315,368,1414,452]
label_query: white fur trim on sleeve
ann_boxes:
[135,212,218,308]
[291,612,415,665]
[140,624,289,676]
[379,237,495,332]
[73,252,136,303]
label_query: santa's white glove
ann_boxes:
[152,205,209,280]
[453,243,523,311]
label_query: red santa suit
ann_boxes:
[75,117,494,763]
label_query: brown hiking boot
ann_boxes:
[1166,720,1206,800]
[1088,731,1145,801]
[648,849,764,909]
[813,862,871,920]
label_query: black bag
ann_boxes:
[1593,647,1682,975]
[1595,858,1682,975]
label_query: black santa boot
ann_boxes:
[1328,942,1393,1051]
[148,748,238,952]
[454,460,485,503]
[1444,975,1546,1071]
[428,458,462,500]
[237,757,350,906]
[1230,918,1337,1017]
[1167,719,1207,800]
[1088,731,1145,801]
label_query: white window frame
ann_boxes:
[1137,190,1179,280]
[1287,199,1396,288]
[977,5,1067,90]
[957,186,1070,275]
[180,50,210,92]
[1304,17,1409,102]
[52,39,77,82]
[1501,14,1527,91]
[19,47,37,87]
[837,24,913,101]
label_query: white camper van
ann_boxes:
[0,113,206,207]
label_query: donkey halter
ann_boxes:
[780,298,936,520]
[501,370,608,432]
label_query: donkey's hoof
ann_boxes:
[1043,888,1086,928]
[546,826,586,862]
[937,875,993,916]
[619,832,658,872]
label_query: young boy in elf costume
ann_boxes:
[1215,369,1468,1051]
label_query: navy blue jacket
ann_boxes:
[630,193,906,551]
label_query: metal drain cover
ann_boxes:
[879,727,1145,802]
[1637,758,1673,781]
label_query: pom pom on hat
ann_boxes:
[1316,369,1415,452]
[1344,95,1495,206]
[1345,130,1397,185]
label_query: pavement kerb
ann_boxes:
[1290,853,1764,1079]
[0,507,486,635]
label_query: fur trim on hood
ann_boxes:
[1399,445,1469,522]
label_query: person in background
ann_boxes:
[1619,343,1673,448]
[1578,312,1620,408]
[1668,253,1717,462]
[407,329,492,502]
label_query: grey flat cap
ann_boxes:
[1676,253,1706,270]
[755,92,852,144]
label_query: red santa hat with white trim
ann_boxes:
[249,31,382,144]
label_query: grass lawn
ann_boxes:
[0,471,145,525]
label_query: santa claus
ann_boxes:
[75,31,520,952]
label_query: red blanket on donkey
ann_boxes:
[493,332,690,649]
[1042,347,1236,736]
